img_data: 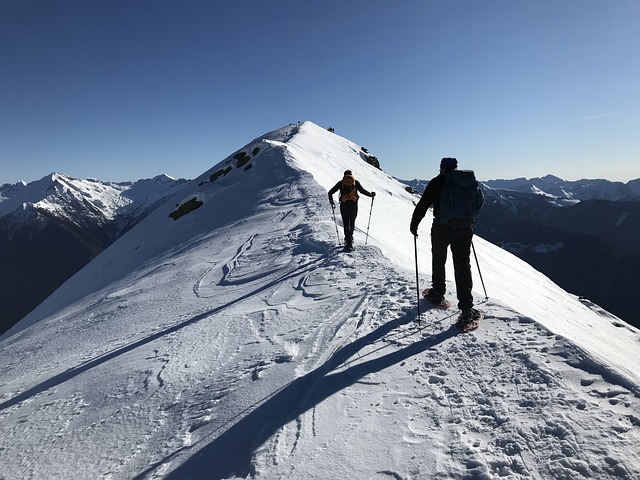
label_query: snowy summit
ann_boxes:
[1,122,639,479]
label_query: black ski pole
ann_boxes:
[365,196,375,245]
[331,203,341,246]
[414,234,421,321]
[471,240,488,300]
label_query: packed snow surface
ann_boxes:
[1,122,639,479]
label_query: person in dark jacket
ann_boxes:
[410,157,479,322]
[328,170,375,251]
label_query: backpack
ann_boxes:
[340,174,359,203]
[438,170,484,226]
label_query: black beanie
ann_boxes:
[440,157,458,171]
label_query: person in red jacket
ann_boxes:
[328,170,375,251]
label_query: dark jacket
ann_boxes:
[328,179,373,203]
[410,173,446,231]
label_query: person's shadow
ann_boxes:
[152,312,457,480]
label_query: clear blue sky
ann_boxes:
[2,0,639,184]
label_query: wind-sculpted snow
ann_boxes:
[1,122,639,479]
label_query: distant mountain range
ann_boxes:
[400,174,640,329]
[0,173,188,335]
[484,174,640,202]
[2,170,639,336]
[405,174,640,203]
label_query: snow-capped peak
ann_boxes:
[0,171,187,224]
[485,175,640,202]
[2,121,639,479]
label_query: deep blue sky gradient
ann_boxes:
[2,0,638,184]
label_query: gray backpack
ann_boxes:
[438,170,484,226]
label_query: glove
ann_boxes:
[410,226,418,237]
[329,200,335,209]
[371,192,376,197]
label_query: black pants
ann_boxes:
[340,201,358,247]
[431,222,474,310]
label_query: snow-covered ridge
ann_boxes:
[6,121,640,381]
[1,121,639,479]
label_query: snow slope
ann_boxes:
[1,122,639,479]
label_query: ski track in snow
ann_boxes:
[242,247,640,480]
[1,122,639,480]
